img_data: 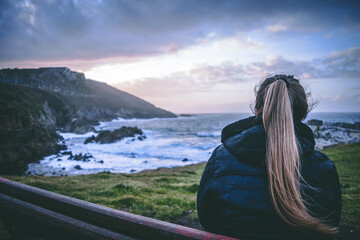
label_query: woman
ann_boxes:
[197,75,341,240]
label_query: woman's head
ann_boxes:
[254,75,309,122]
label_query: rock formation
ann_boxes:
[307,119,360,150]
[84,126,144,144]
[0,125,66,175]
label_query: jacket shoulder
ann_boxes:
[199,144,234,182]
[204,144,266,177]
[197,144,269,235]
[302,150,337,179]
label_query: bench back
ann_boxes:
[0,178,237,240]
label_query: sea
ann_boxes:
[27,112,360,176]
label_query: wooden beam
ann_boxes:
[0,193,135,240]
[0,178,237,240]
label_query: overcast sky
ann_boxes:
[1,0,359,113]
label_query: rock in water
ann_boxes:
[328,122,360,130]
[62,151,72,155]
[307,119,323,126]
[74,165,82,170]
[84,126,144,144]
[71,153,93,161]
[84,135,96,144]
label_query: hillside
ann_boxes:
[0,67,176,175]
[0,68,175,123]
[64,79,175,119]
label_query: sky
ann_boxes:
[0,0,359,113]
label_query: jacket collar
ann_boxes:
[221,116,262,143]
[221,116,315,166]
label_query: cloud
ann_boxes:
[250,47,360,80]
[111,47,360,112]
[331,94,342,102]
[320,47,360,79]
[267,25,287,33]
[115,47,360,99]
[114,61,259,98]
[319,88,360,111]
[1,0,359,65]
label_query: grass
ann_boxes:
[323,143,360,230]
[2,163,205,223]
[0,142,359,239]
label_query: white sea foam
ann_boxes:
[96,116,186,131]
[96,117,128,129]
[29,112,360,176]
[59,131,97,139]
[197,131,221,138]
[28,123,215,176]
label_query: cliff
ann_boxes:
[0,67,176,174]
[0,67,87,95]
[0,67,176,132]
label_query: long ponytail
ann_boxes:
[260,78,338,235]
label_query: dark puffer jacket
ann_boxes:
[197,116,341,240]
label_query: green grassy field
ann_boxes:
[0,142,359,239]
[324,143,360,233]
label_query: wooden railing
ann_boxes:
[0,178,236,240]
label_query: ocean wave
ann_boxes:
[96,116,183,131]
[197,131,221,138]
[59,131,97,139]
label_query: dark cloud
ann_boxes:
[253,47,360,79]
[316,47,360,79]
[1,0,359,65]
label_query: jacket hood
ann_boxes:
[221,116,316,166]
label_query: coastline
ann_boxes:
[0,69,177,176]
[24,113,360,177]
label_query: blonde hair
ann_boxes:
[256,75,337,235]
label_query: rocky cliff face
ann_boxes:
[0,83,73,174]
[0,67,176,133]
[0,125,66,175]
[0,67,176,175]
[0,67,87,95]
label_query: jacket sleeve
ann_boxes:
[327,159,342,227]
[317,152,342,227]
[197,146,222,233]
[302,151,342,228]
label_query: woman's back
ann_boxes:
[197,75,341,240]
[197,116,341,239]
